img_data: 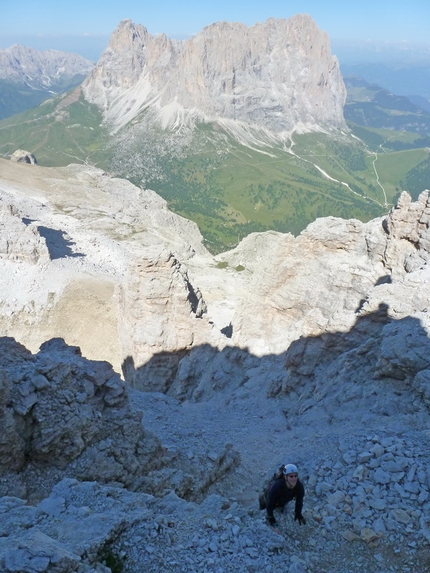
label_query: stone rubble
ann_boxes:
[310,435,430,547]
[2,428,430,572]
[1,333,430,572]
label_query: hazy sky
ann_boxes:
[1,0,429,61]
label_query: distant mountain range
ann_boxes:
[0,44,94,120]
[341,61,430,103]
[2,34,430,122]
[344,76,430,136]
[0,17,429,253]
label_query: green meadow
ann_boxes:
[0,92,110,168]
[0,93,429,253]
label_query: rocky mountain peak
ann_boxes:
[0,44,94,87]
[107,19,152,56]
[82,15,346,135]
[0,45,95,120]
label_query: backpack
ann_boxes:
[266,464,285,492]
[258,464,285,509]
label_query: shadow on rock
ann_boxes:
[121,304,430,417]
[0,337,240,504]
[37,226,85,259]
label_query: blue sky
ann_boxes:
[0,0,429,62]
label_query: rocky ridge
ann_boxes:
[0,158,429,397]
[82,15,346,136]
[0,44,94,89]
[0,159,430,571]
[0,158,216,373]
[0,45,94,120]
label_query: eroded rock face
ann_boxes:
[0,158,429,406]
[0,160,211,372]
[0,201,49,263]
[83,16,346,133]
[383,190,430,275]
[219,191,430,357]
[117,190,430,403]
[0,337,164,499]
[119,248,223,392]
[0,336,240,503]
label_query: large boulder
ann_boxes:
[10,149,37,164]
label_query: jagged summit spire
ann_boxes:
[83,14,346,134]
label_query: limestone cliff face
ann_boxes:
[219,190,430,357]
[1,159,429,403]
[119,248,219,393]
[82,15,347,134]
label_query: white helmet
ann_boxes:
[283,464,298,475]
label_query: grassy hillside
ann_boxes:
[0,75,89,121]
[0,90,429,253]
[0,80,49,121]
[344,76,430,139]
[0,89,110,168]
[110,121,427,252]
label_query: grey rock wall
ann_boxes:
[0,337,163,499]
[83,16,346,134]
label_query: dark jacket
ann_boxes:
[266,477,305,519]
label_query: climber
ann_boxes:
[261,463,306,527]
